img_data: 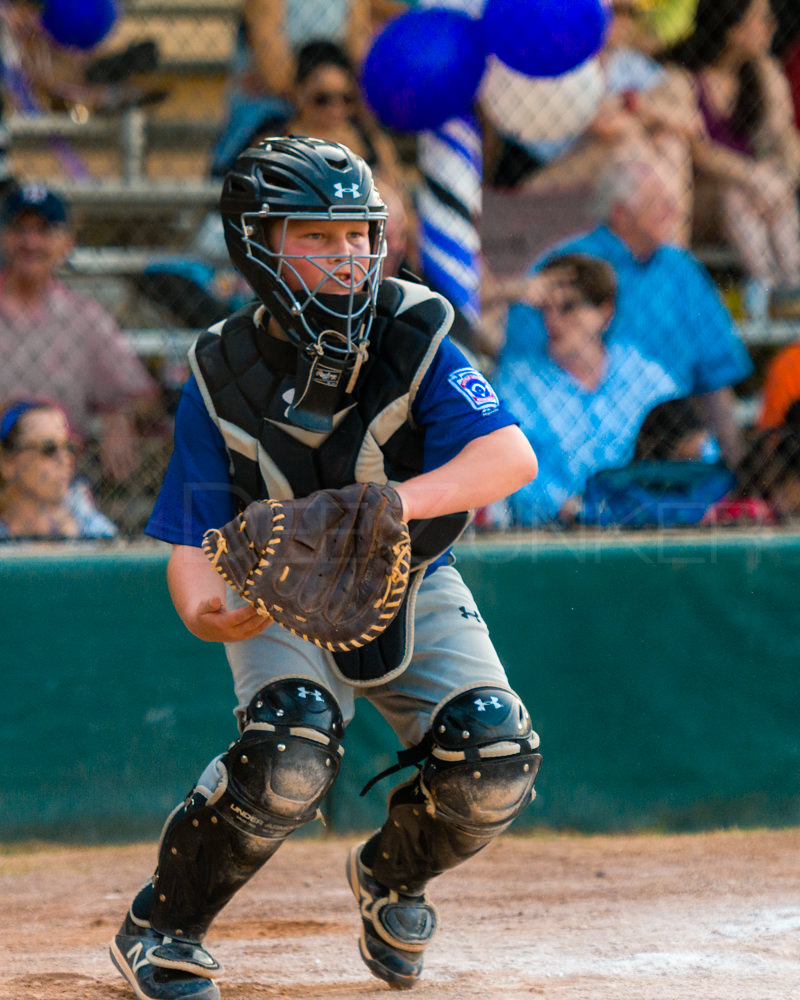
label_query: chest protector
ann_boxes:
[190,277,470,686]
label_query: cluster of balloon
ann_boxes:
[361,0,611,140]
[41,0,118,50]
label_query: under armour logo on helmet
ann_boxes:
[333,182,360,199]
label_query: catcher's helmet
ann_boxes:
[220,136,388,429]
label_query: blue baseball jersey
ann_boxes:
[146,335,518,547]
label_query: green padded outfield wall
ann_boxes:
[1,533,799,842]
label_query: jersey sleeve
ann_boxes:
[145,376,237,546]
[411,338,519,472]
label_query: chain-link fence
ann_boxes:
[2,0,800,536]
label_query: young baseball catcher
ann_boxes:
[110,135,541,999]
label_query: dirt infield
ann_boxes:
[2,828,798,1000]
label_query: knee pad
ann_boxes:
[420,685,541,838]
[208,677,345,838]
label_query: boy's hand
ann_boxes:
[191,595,273,642]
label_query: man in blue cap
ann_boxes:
[0,182,159,482]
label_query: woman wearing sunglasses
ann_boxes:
[277,39,404,193]
[0,399,118,540]
[493,253,681,525]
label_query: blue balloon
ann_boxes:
[362,8,487,132]
[42,0,118,51]
[480,0,610,78]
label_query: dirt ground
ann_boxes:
[2,828,798,1000]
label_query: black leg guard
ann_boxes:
[369,685,541,894]
[148,678,344,942]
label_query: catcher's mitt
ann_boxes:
[201,482,412,651]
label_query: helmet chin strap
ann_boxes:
[345,340,369,394]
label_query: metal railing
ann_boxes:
[8,109,224,185]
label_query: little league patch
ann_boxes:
[447,368,500,413]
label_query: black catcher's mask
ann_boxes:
[220,136,388,431]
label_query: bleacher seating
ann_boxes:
[21,0,800,435]
[8,0,237,184]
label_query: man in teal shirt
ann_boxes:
[501,158,753,466]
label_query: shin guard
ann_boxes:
[370,685,540,894]
[149,678,344,941]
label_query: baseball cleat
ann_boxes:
[109,882,222,1000]
[346,843,438,989]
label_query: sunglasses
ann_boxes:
[14,439,77,458]
[310,91,357,108]
[542,297,592,315]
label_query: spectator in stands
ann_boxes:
[775,2,800,130]
[209,0,397,177]
[488,1,700,246]
[638,0,699,53]
[634,395,712,460]
[703,421,800,524]
[0,184,160,483]
[757,340,800,429]
[501,157,753,466]
[269,40,404,192]
[661,0,800,319]
[0,2,165,119]
[0,4,27,197]
[0,397,117,539]
[379,174,413,281]
[493,253,680,525]
[574,396,735,529]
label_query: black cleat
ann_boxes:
[346,843,438,989]
[109,883,222,1000]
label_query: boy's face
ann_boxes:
[270,217,371,296]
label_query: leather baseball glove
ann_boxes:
[201,482,412,651]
